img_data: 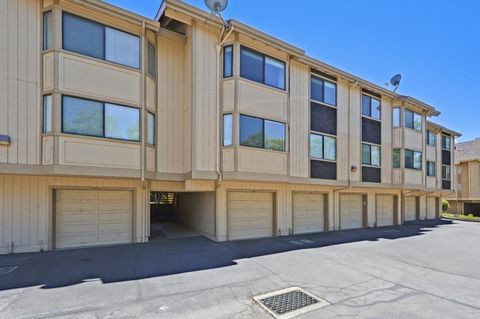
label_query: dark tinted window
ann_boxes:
[147,42,157,78]
[63,12,104,60]
[311,160,337,180]
[240,115,264,148]
[405,150,422,170]
[311,102,337,135]
[362,117,381,145]
[240,47,285,90]
[405,109,422,131]
[427,161,436,176]
[311,75,336,106]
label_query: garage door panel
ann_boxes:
[56,190,133,249]
[340,194,363,230]
[404,197,417,221]
[377,195,395,227]
[427,197,437,220]
[293,193,325,235]
[228,192,273,241]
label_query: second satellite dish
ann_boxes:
[390,74,402,92]
[205,0,228,13]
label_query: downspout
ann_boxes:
[215,23,234,185]
[141,21,147,243]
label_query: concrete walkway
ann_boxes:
[1,220,479,318]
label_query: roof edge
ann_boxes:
[427,121,462,137]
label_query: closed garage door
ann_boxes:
[228,192,273,241]
[427,197,437,220]
[340,194,364,230]
[293,193,325,235]
[377,195,395,227]
[404,197,417,221]
[56,190,133,249]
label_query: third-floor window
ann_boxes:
[362,94,381,120]
[311,75,337,106]
[427,130,436,146]
[240,46,285,90]
[404,109,422,132]
[63,12,140,69]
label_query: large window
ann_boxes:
[63,12,140,69]
[223,45,233,78]
[223,114,233,146]
[405,150,422,170]
[442,135,452,150]
[310,133,336,161]
[147,42,157,79]
[362,94,381,120]
[427,130,436,146]
[427,161,436,177]
[311,75,337,106]
[240,115,285,151]
[393,149,401,168]
[405,109,422,131]
[43,11,53,50]
[362,144,381,167]
[62,96,140,141]
[147,112,155,145]
[240,47,285,90]
[442,165,451,180]
[392,108,400,128]
[43,95,52,133]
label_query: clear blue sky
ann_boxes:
[106,0,480,142]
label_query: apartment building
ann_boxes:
[0,0,461,254]
[446,138,480,215]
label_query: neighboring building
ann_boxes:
[0,0,461,254]
[447,138,480,215]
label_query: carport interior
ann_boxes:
[149,192,215,241]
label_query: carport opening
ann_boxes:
[149,192,215,241]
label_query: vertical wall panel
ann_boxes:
[0,0,8,163]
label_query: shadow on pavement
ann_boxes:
[0,220,453,290]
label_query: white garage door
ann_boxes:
[293,193,325,235]
[376,195,395,227]
[56,190,133,249]
[427,197,437,220]
[340,194,364,230]
[228,192,273,241]
[404,197,417,221]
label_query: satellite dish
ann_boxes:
[390,74,402,92]
[205,0,228,13]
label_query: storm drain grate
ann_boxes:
[254,287,330,319]
[0,266,18,275]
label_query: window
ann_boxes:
[362,144,381,167]
[362,94,381,120]
[223,114,233,146]
[392,108,400,128]
[405,109,422,131]
[43,11,53,50]
[442,135,452,150]
[43,95,52,133]
[239,115,285,151]
[310,133,336,161]
[240,47,285,90]
[147,42,157,79]
[311,75,337,106]
[427,161,436,177]
[427,130,436,146]
[62,96,140,141]
[442,165,451,180]
[405,150,422,170]
[63,12,140,69]
[147,112,155,145]
[223,45,233,78]
[393,149,401,168]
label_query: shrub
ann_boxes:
[442,200,450,212]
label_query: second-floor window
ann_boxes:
[362,94,381,120]
[43,95,52,133]
[392,108,401,128]
[311,75,337,106]
[239,115,285,151]
[240,46,285,90]
[63,12,140,69]
[405,109,422,131]
[223,114,233,146]
[362,143,381,167]
[442,135,452,150]
[147,112,155,145]
[393,149,401,168]
[427,130,436,146]
[62,96,140,142]
[405,150,422,170]
[427,161,436,176]
[43,11,53,50]
[310,133,336,161]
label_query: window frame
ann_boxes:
[361,143,381,167]
[392,148,401,168]
[239,114,286,152]
[223,114,233,146]
[427,161,436,177]
[427,130,436,146]
[43,11,53,51]
[310,74,337,107]
[239,45,286,90]
[61,95,141,142]
[404,109,423,132]
[361,93,381,121]
[442,165,452,180]
[309,132,337,162]
[147,112,155,146]
[405,149,423,170]
[442,134,452,150]
[223,45,233,78]
[62,11,141,70]
[147,42,157,79]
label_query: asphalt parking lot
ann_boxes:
[1,219,479,319]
